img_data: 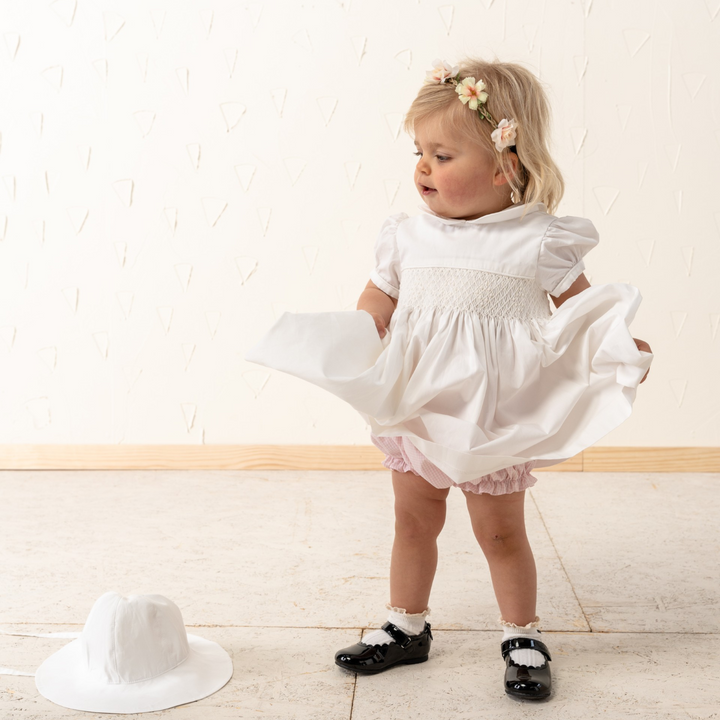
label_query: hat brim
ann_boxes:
[35,633,233,714]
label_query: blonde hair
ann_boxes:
[403,57,564,217]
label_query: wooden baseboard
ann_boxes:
[0,445,718,472]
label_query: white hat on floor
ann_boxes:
[35,592,233,714]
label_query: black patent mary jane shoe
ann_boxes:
[501,636,552,701]
[335,621,432,674]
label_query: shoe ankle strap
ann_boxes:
[381,622,413,647]
[501,637,552,661]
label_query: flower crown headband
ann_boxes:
[425,59,518,153]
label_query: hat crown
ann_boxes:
[80,592,190,684]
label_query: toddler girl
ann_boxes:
[245,57,653,701]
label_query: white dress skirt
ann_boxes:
[245,203,653,485]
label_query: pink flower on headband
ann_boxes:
[425,58,459,84]
[455,77,489,111]
[491,118,518,151]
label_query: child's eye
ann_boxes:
[413,152,449,162]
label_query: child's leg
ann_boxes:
[464,488,552,699]
[390,468,450,612]
[334,468,444,673]
[463,488,536,624]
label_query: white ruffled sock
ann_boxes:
[500,616,547,668]
[361,605,430,646]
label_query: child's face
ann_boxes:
[413,115,514,220]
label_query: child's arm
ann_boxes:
[549,273,590,309]
[358,280,397,338]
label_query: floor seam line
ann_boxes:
[349,672,358,719]
[347,628,362,719]
[529,490,593,632]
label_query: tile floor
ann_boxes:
[0,469,718,719]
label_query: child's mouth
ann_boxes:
[421,186,436,195]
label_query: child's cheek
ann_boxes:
[442,174,479,203]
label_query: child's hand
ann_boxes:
[369,312,388,339]
[633,337,652,383]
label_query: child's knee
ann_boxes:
[394,504,446,541]
[475,524,528,554]
[392,471,449,540]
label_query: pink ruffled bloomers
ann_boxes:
[370,434,537,496]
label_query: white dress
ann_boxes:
[245,202,653,484]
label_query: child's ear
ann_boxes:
[494,152,519,186]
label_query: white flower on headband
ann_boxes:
[455,77,489,111]
[491,118,518,151]
[425,58,459,84]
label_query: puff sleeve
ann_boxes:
[535,216,600,297]
[369,212,408,300]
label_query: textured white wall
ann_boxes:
[0,0,717,447]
